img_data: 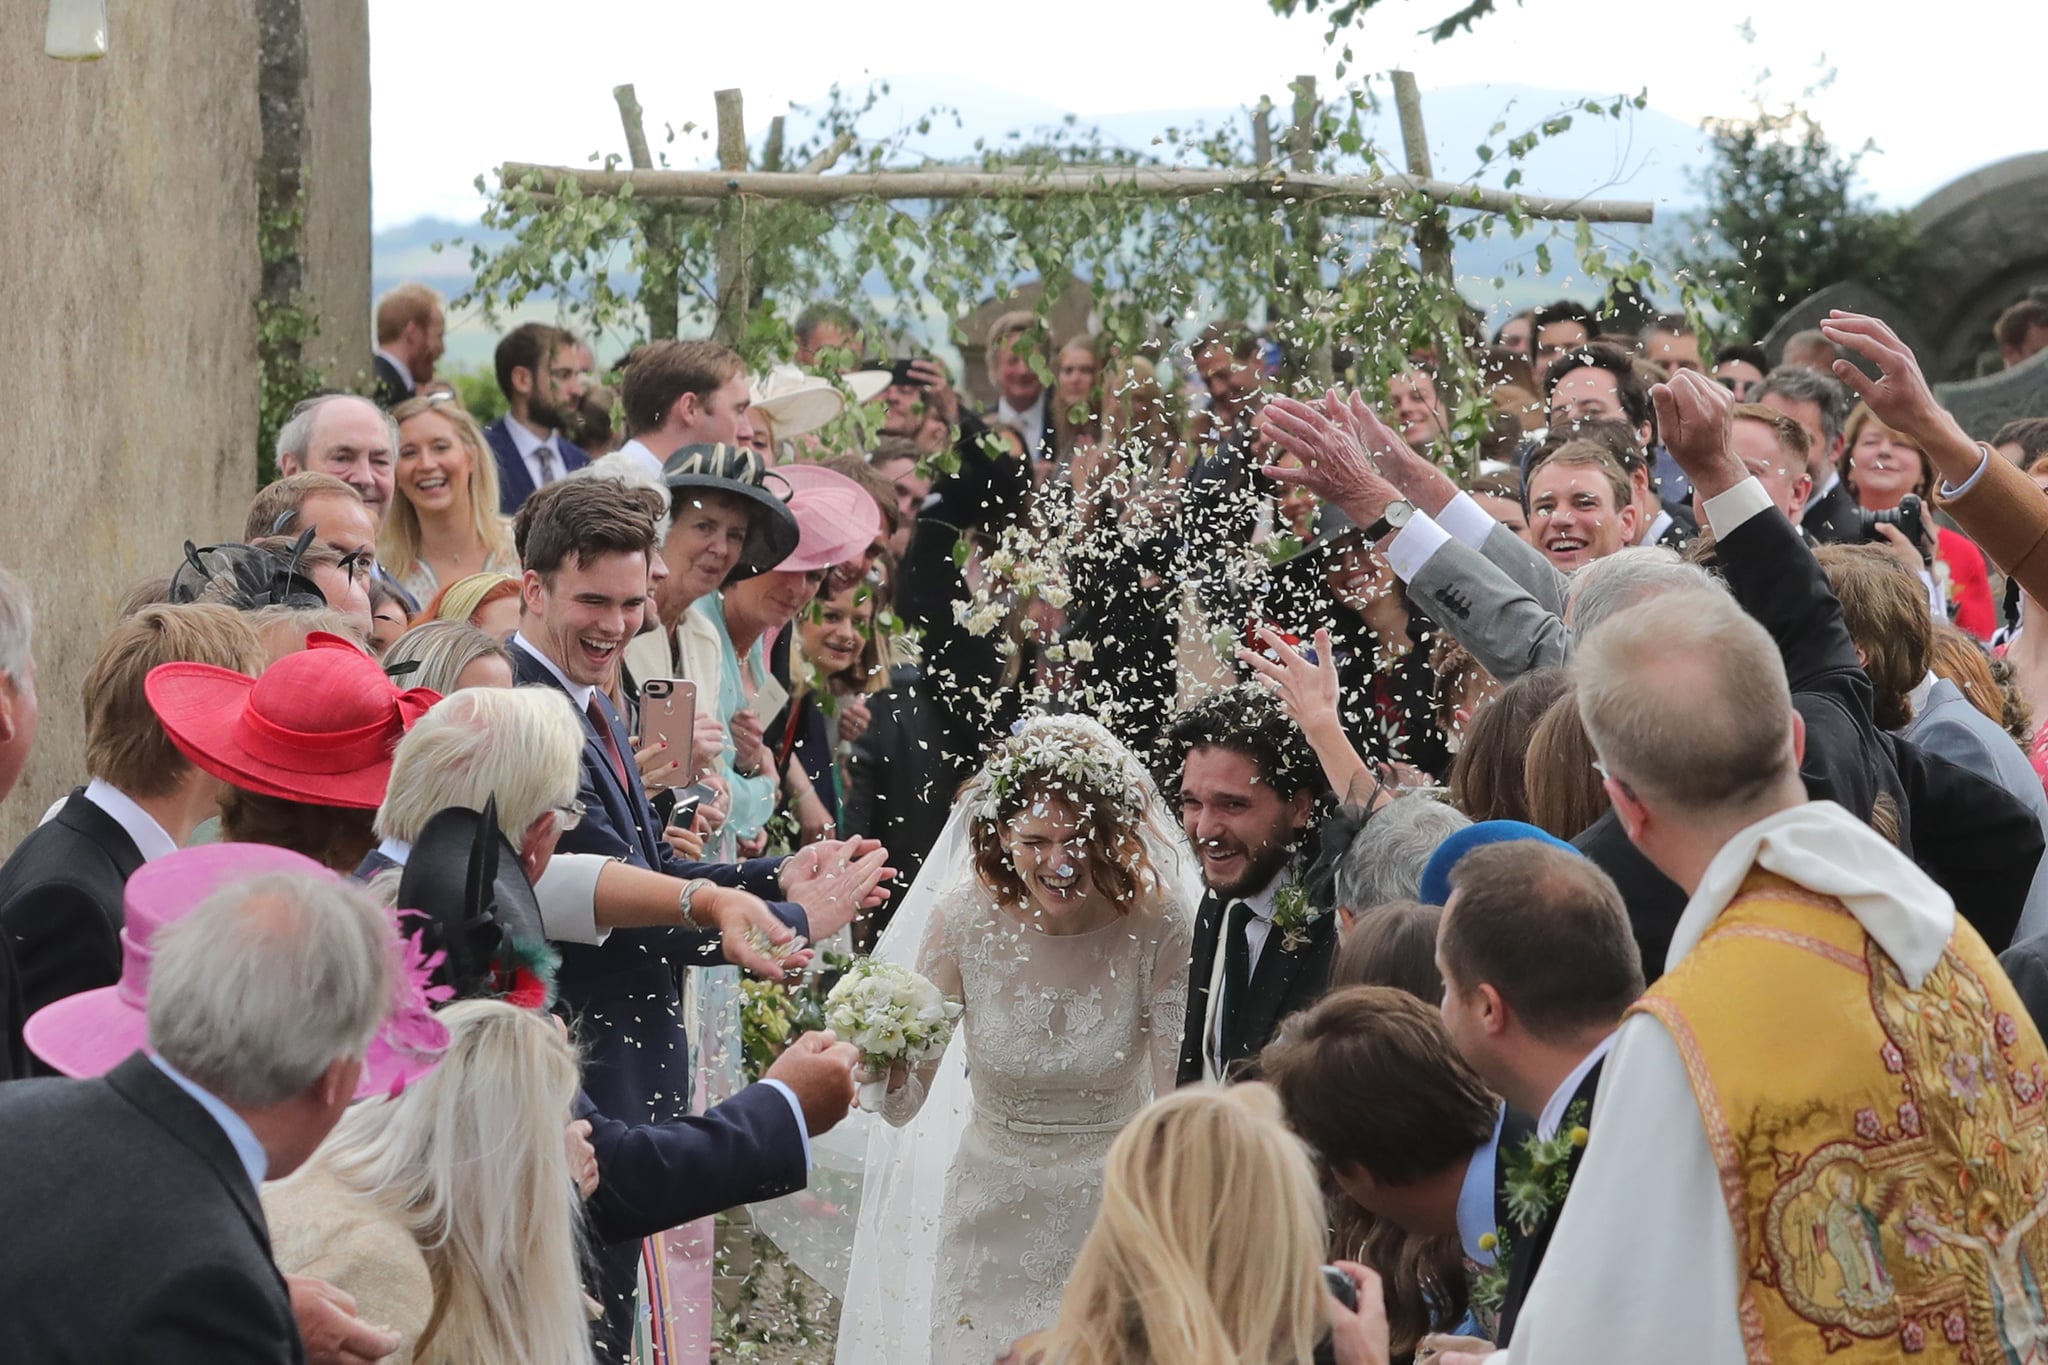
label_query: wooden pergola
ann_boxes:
[498,76,1657,349]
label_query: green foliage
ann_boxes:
[456,76,1687,484]
[443,363,507,424]
[256,185,323,485]
[1266,0,1509,45]
[1674,108,1918,342]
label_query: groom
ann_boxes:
[1164,686,1336,1085]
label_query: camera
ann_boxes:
[1322,1264,1359,1311]
[1858,493,1928,558]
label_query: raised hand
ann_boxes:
[782,839,895,938]
[1335,390,1460,515]
[1261,394,1403,528]
[1238,627,1342,738]
[1817,312,1948,441]
[1649,368,1743,501]
[698,886,815,981]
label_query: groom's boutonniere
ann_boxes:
[1270,869,1323,953]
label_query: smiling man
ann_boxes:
[1162,685,1334,1085]
[1526,445,1640,573]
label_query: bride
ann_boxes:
[835,713,1197,1363]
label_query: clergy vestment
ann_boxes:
[1497,802,2048,1364]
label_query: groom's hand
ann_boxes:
[767,1030,860,1135]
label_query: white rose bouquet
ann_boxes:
[824,958,963,1110]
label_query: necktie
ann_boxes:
[537,444,559,486]
[1219,899,1256,1061]
[587,695,630,789]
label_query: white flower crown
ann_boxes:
[965,714,1152,831]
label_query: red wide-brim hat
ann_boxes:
[146,633,440,811]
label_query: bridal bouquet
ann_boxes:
[824,958,962,1110]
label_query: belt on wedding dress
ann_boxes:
[974,1102,1128,1136]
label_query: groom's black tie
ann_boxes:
[1219,898,1256,1058]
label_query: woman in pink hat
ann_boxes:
[695,462,882,850]
[145,633,441,873]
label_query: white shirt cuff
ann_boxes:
[1702,476,1773,539]
[759,1078,814,1170]
[1435,490,1500,550]
[532,853,613,946]
[1382,510,1453,584]
[1940,444,1992,499]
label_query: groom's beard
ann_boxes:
[1199,835,1295,901]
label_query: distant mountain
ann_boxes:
[381,75,1714,360]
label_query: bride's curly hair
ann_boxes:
[966,715,1162,914]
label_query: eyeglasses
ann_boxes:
[550,797,587,832]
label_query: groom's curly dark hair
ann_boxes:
[1154,684,1327,811]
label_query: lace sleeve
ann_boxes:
[1142,906,1194,1099]
[880,892,967,1128]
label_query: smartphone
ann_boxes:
[637,679,696,789]
[1321,1264,1359,1312]
[669,791,703,831]
[888,357,928,389]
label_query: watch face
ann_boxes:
[1386,501,1414,527]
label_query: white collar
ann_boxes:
[375,837,412,867]
[1537,1032,1616,1140]
[1642,508,1673,545]
[1217,868,1287,922]
[1812,469,1841,502]
[616,439,664,481]
[511,632,597,712]
[373,346,416,395]
[996,392,1046,426]
[1668,800,1954,984]
[504,413,557,457]
[81,778,179,863]
[1907,670,1940,719]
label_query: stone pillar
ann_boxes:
[0,1,370,847]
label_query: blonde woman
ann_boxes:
[383,397,517,603]
[262,1000,592,1365]
[1034,1085,1387,1365]
[381,619,516,694]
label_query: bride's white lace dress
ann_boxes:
[885,887,1190,1362]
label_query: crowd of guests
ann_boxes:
[1,270,2048,1365]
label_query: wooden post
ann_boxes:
[1288,76,1334,387]
[614,83,680,341]
[1391,70,1453,286]
[713,88,749,346]
[1252,95,1274,169]
[762,114,786,173]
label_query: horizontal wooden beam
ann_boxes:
[496,162,1655,224]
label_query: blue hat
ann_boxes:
[1417,820,1582,906]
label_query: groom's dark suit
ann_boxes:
[1494,1059,1604,1346]
[1176,880,1337,1086]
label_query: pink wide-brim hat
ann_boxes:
[26,842,446,1098]
[772,462,884,574]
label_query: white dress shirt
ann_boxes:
[1535,1032,1616,1141]
[1203,876,1283,1075]
[615,438,664,482]
[373,345,416,396]
[995,391,1049,456]
[504,412,567,491]
[80,778,179,863]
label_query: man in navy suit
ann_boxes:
[483,322,592,515]
[1435,837,1643,1346]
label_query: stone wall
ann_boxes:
[0,2,369,848]
[301,0,372,388]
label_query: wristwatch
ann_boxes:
[1363,499,1415,543]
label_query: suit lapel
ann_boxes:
[1235,911,1327,1053]
[1495,1061,1605,1345]
[105,1053,272,1250]
[512,643,659,866]
[56,792,146,881]
[1178,892,1227,1084]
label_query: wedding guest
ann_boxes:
[249,534,377,640]
[145,633,439,873]
[1475,588,2048,1364]
[247,471,386,587]
[264,1000,593,1365]
[1330,795,1471,930]
[372,283,445,403]
[382,396,518,604]
[1838,400,1995,638]
[365,578,411,655]
[1262,986,1515,1346]
[1432,838,1641,1346]
[482,322,591,513]
[0,862,394,1361]
[420,570,521,641]
[1521,686,1611,840]
[277,394,400,528]
[1163,685,1336,1085]
[613,340,756,481]
[1447,669,1567,823]
[1328,899,1443,1000]
[380,620,514,694]
[778,574,889,845]
[0,603,262,1065]
[1032,1085,1387,1365]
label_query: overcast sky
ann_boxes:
[369,0,2039,230]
